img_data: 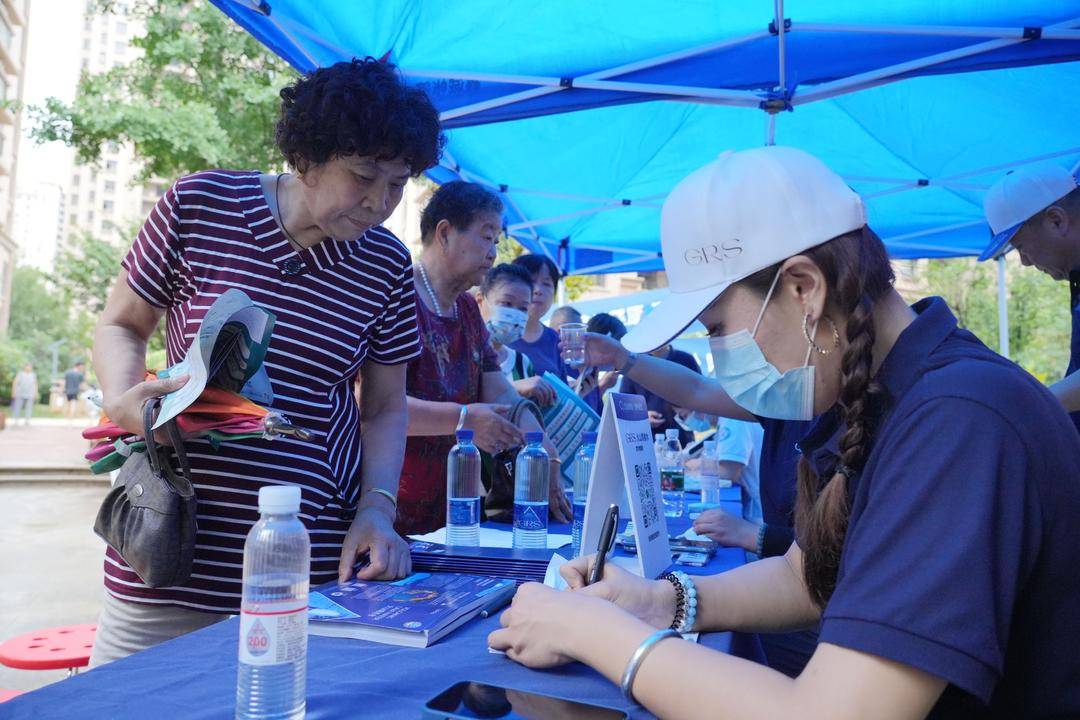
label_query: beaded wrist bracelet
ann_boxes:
[660,570,698,633]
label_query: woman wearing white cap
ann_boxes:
[488,146,1080,718]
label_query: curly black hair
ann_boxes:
[275,58,445,176]
[420,181,504,244]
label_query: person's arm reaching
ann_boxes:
[576,333,754,421]
[338,359,412,582]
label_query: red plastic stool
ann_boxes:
[0,624,96,676]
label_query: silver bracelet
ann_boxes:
[620,628,679,702]
[455,404,468,432]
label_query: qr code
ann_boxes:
[633,461,660,529]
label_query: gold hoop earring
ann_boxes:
[803,314,840,355]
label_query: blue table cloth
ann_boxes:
[2,488,744,719]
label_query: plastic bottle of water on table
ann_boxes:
[446,429,481,547]
[237,485,310,720]
[513,431,549,549]
[699,440,723,509]
[571,431,597,557]
[660,428,685,518]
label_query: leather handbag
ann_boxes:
[482,398,545,522]
[94,398,198,588]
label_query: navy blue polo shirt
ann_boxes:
[1066,270,1080,434]
[800,297,1080,717]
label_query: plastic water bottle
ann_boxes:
[446,429,481,547]
[237,485,310,720]
[660,429,685,518]
[571,431,597,557]
[513,431,550,549]
[653,433,664,461]
[699,440,722,508]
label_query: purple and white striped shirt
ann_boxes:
[107,170,420,613]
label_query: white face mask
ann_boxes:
[486,305,528,346]
[709,269,817,421]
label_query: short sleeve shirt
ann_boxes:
[397,292,500,535]
[713,419,763,522]
[111,170,420,612]
[509,325,566,382]
[801,298,1080,717]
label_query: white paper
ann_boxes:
[410,527,572,550]
[543,554,569,590]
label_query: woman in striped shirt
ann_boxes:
[89,58,444,664]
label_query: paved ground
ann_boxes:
[0,420,107,693]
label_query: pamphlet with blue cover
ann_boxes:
[308,573,515,647]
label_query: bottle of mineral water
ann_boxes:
[699,440,722,509]
[237,485,310,720]
[513,431,550,549]
[571,431,598,557]
[660,429,685,518]
[446,429,481,547]
[653,433,664,461]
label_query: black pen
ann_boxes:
[479,586,515,618]
[587,504,619,585]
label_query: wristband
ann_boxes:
[618,351,638,375]
[755,523,767,557]
[364,487,398,511]
[455,404,468,432]
[620,628,679,702]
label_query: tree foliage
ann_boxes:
[30,0,296,180]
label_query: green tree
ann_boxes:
[921,257,1071,383]
[55,231,124,315]
[31,0,295,180]
[6,267,76,391]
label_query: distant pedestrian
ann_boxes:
[10,363,37,426]
[64,361,86,418]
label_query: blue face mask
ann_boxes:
[709,270,817,421]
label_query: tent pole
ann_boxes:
[997,256,1010,358]
[796,22,1080,40]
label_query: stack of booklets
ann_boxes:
[409,541,559,586]
[308,573,514,647]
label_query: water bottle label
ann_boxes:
[513,502,548,531]
[448,497,480,526]
[660,469,685,491]
[239,599,308,666]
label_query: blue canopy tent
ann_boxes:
[209,0,1080,354]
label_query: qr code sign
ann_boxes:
[633,460,660,529]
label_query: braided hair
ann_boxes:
[740,227,894,607]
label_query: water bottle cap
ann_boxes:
[455,429,474,442]
[259,485,301,514]
[665,428,680,439]
[654,434,663,442]
[582,431,597,444]
[524,431,544,444]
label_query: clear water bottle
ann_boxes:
[237,485,310,720]
[660,429,685,518]
[513,431,550,549]
[653,433,664,461]
[446,429,481,547]
[571,431,597,557]
[699,440,722,508]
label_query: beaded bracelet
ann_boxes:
[755,523,767,557]
[660,570,698,633]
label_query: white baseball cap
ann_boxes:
[622,146,867,353]
[978,164,1079,261]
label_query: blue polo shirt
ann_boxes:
[1066,270,1080,434]
[800,297,1080,717]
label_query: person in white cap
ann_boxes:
[980,164,1080,421]
[488,146,1080,719]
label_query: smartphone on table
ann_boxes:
[423,680,629,719]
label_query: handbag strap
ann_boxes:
[141,397,194,493]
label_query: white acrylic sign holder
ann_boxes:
[580,392,671,579]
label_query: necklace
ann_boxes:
[275,173,305,251]
[416,261,456,319]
